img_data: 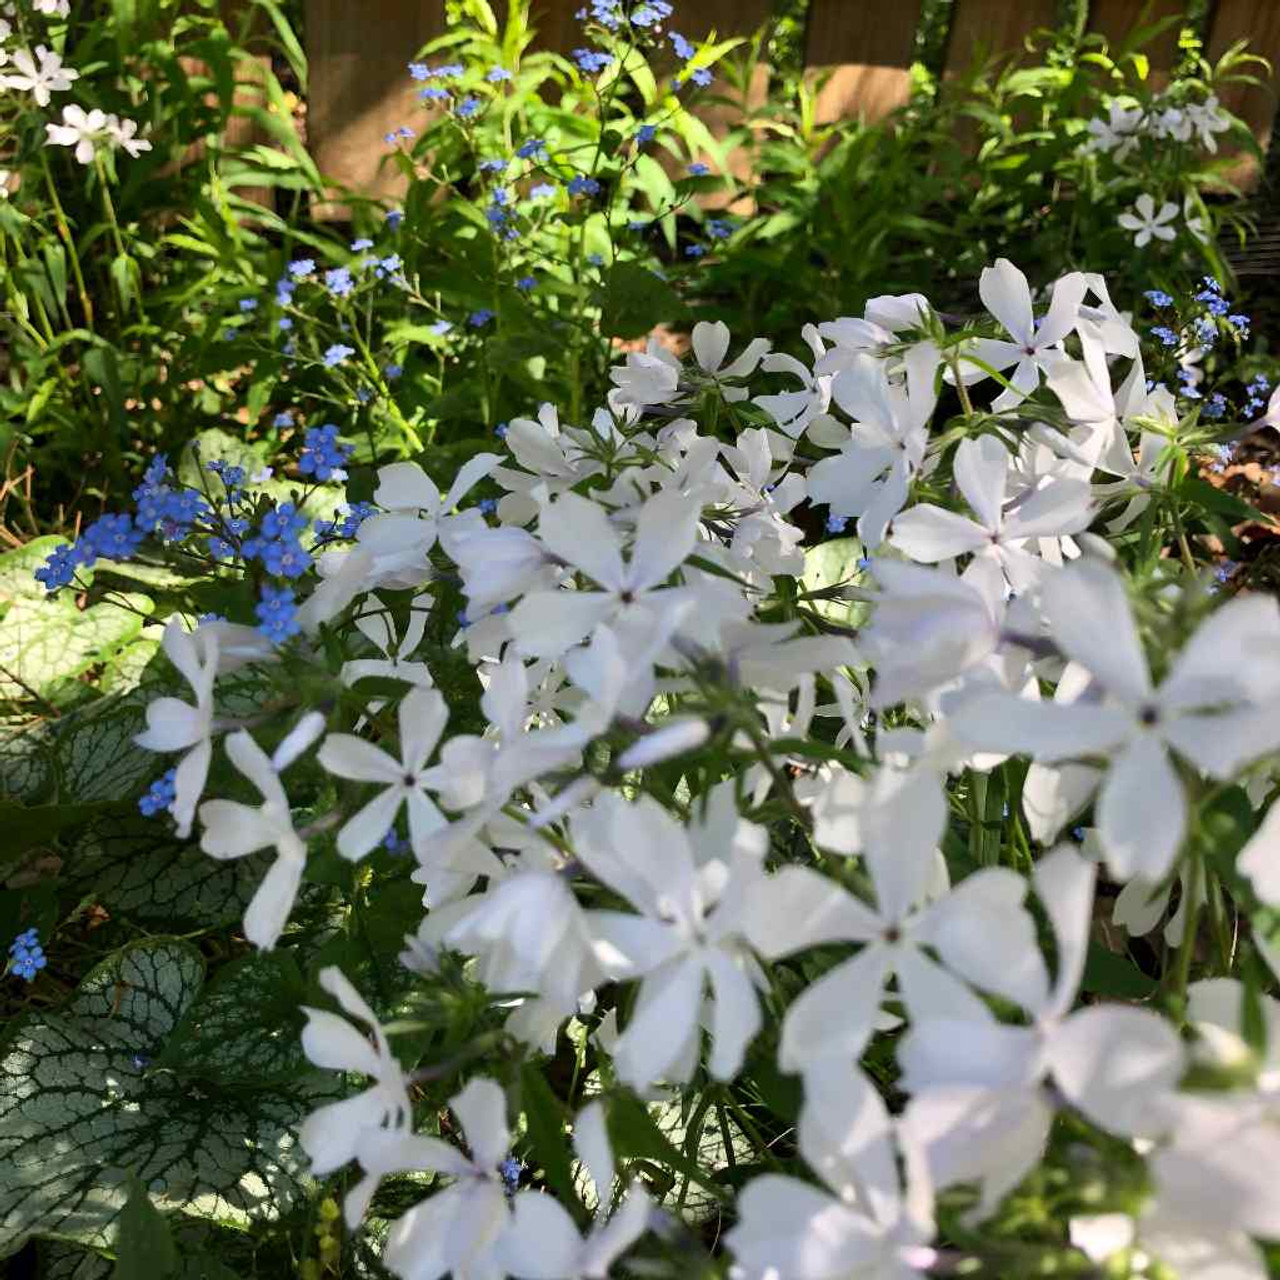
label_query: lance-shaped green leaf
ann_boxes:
[0,939,336,1255]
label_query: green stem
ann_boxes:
[1172,851,1203,1011]
[40,152,95,331]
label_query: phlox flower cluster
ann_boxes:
[1083,91,1233,161]
[0,13,149,162]
[92,256,1280,1280]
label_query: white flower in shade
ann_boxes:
[381,1079,514,1280]
[446,864,603,1017]
[726,1062,936,1280]
[298,453,499,630]
[719,427,807,575]
[575,792,772,1090]
[950,561,1280,880]
[108,115,151,158]
[1142,980,1280,1270]
[45,104,114,164]
[889,434,1094,592]
[1,45,77,105]
[955,260,1087,409]
[34,0,73,14]
[1183,196,1210,244]
[192,618,279,673]
[899,848,1185,1220]
[198,730,310,949]
[341,603,434,726]
[499,1102,652,1280]
[859,557,1005,706]
[754,324,833,439]
[134,619,219,838]
[507,488,699,660]
[689,320,770,401]
[299,966,413,1226]
[1083,101,1143,158]
[1118,193,1179,247]
[1238,799,1280,907]
[773,809,1045,1073]
[608,345,681,409]
[806,352,937,549]
[317,686,450,861]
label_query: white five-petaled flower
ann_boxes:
[807,351,937,549]
[507,487,699,660]
[955,259,1087,409]
[499,1101,652,1280]
[888,434,1094,592]
[198,730,311,949]
[1118,193,1179,248]
[689,320,770,401]
[317,686,450,861]
[899,847,1186,1221]
[299,966,413,1226]
[380,1078,515,1280]
[772,799,1046,1072]
[44,105,151,164]
[45,104,113,164]
[299,452,499,630]
[1,45,78,106]
[576,792,773,1090]
[135,618,219,838]
[727,1062,937,1280]
[951,560,1280,880]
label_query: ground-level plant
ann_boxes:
[4,245,1280,1279]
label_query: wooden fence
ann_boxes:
[297,0,1280,210]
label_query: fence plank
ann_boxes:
[803,0,922,124]
[1205,0,1280,189]
[1087,0,1186,73]
[305,0,446,216]
[943,0,1058,77]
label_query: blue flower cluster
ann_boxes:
[244,502,313,579]
[1244,374,1271,417]
[9,928,47,982]
[572,47,613,75]
[299,424,354,483]
[139,768,177,817]
[315,502,376,542]
[256,584,301,645]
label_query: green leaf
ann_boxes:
[54,693,162,803]
[605,1092,730,1206]
[1082,942,1156,1000]
[0,595,150,704]
[0,537,81,607]
[519,1065,580,1211]
[111,1177,178,1280]
[599,262,687,340]
[0,717,56,803]
[801,537,868,628]
[60,814,267,928]
[0,939,336,1255]
[0,800,131,865]
[162,952,308,1084]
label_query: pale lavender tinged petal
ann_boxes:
[979,259,1035,343]
[537,493,624,589]
[953,435,1009,532]
[1096,735,1185,883]
[889,505,990,562]
[1042,561,1151,702]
